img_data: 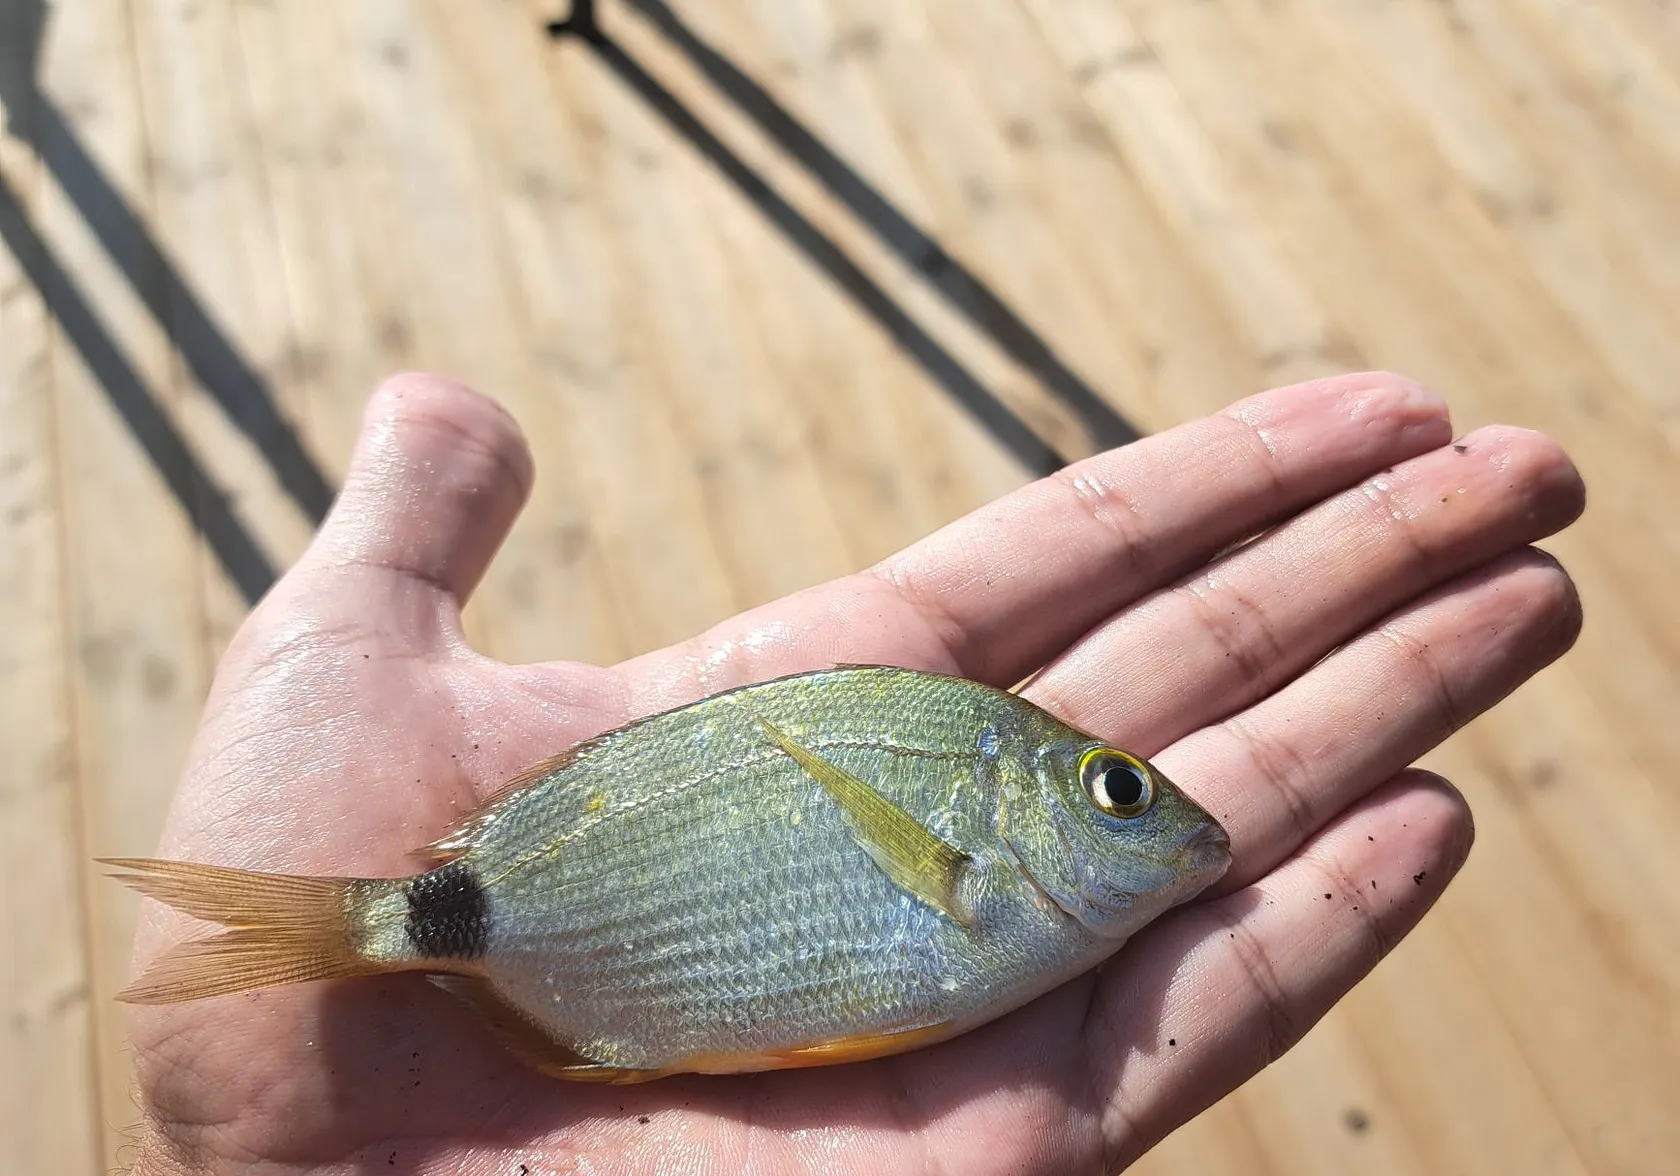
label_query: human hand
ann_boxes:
[122,371,1583,1175]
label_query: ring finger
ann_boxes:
[1023,424,1583,753]
[1161,547,1580,892]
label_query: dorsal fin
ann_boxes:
[410,710,676,864]
[412,752,567,864]
[411,732,621,864]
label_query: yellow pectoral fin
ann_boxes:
[755,718,974,926]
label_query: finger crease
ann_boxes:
[1183,575,1290,695]
[393,410,533,502]
[1220,713,1319,846]
[1052,464,1153,583]
[1216,409,1290,499]
[1375,623,1468,737]
[886,1052,951,1176]
[1207,906,1301,1067]
[864,565,975,676]
[1078,986,1146,1171]
[1356,473,1434,577]
[1304,852,1393,963]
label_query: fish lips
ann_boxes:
[1069,821,1228,935]
[1169,821,1233,887]
[1009,789,1233,938]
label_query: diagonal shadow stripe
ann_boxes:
[583,0,1143,453]
[21,96,337,525]
[0,166,278,605]
[551,13,1065,476]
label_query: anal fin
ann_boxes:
[437,973,957,1081]
[664,1021,956,1075]
[430,976,660,1084]
[767,1020,955,1067]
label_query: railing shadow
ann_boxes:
[550,0,1142,472]
[0,0,337,604]
[0,168,279,602]
[2,0,1142,615]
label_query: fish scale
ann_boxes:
[101,666,1230,1080]
[456,673,1117,1069]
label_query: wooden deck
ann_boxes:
[3,0,1678,1171]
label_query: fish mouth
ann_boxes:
[1170,823,1233,880]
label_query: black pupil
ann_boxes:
[1101,764,1146,808]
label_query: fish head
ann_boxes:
[998,731,1231,939]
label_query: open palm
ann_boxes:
[124,371,1583,1175]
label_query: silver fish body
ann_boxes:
[447,667,1230,1073]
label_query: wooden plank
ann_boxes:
[1017,0,1345,387]
[1424,732,1680,1174]
[611,0,1056,511]
[1594,0,1680,86]
[739,0,1115,459]
[1227,1018,1431,1176]
[427,2,732,658]
[917,0,1258,424]
[1324,0,1680,432]
[229,0,404,479]
[1233,0,1680,798]
[1134,1099,1278,1176]
[1504,0,1680,200]
[685,134,963,562]
[1340,918,1593,1175]
[591,0,1011,564]
[126,0,318,654]
[9,2,1680,1171]
[998,2,1680,1171]
[29,0,216,1159]
[1110,0,1680,783]
[335,0,627,665]
[0,99,102,1176]
[1087,3,1680,1171]
[552,15,864,615]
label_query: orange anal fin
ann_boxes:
[654,1021,957,1077]
[765,1021,955,1068]
[435,973,955,1083]
[428,976,662,1084]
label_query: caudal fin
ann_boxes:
[99,857,387,1004]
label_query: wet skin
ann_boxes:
[124,370,1584,1175]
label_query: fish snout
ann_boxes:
[1172,821,1233,881]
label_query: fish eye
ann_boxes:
[1078,748,1155,819]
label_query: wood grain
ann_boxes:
[0,82,101,1176]
[1,0,1675,1170]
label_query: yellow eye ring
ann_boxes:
[1079,748,1155,819]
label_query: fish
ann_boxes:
[101,665,1231,1083]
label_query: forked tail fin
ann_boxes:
[99,857,392,1004]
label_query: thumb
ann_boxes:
[293,372,533,634]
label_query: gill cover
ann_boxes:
[1000,744,1193,937]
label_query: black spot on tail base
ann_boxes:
[405,861,488,959]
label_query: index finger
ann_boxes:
[618,373,1450,705]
